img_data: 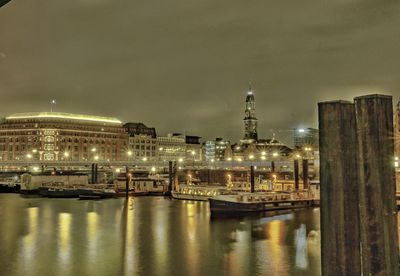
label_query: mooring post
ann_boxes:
[271,160,275,172]
[354,95,399,275]
[125,166,129,198]
[302,159,309,190]
[319,100,361,276]
[91,163,95,184]
[294,159,299,190]
[94,163,98,183]
[168,161,173,193]
[250,165,255,193]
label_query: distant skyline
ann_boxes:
[1,1,400,143]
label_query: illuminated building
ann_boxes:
[293,127,319,149]
[0,112,127,161]
[243,84,258,143]
[157,133,186,162]
[185,135,202,162]
[228,84,293,162]
[204,138,230,161]
[124,123,157,161]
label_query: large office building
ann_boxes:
[0,112,128,162]
[204,138,230,161]
[156,133,187,162]
[124,122,157,161]
[185,135,202,162]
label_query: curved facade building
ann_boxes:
[0,112,128,162]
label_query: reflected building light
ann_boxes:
[294,224,309,270]
[58,213,72,269]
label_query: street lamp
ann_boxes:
[94,155,99,161]
[272,152,279,157]
[26,153,32,159]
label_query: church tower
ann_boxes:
[243,84,258,142]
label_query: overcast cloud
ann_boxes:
[0,0,399,144]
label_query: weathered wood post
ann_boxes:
[250,165,255,193]
[319,100,361,276]
[91,163,95,184]
[94,163,98,183]
[168,161,173,194]
[302,159,309,190]
[354,95,399,275]
[125,166,129,198]
[294,159,300,190]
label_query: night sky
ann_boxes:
[0,1,399,144]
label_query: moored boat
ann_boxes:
[172,184,233,201]
[209,190,319,214]
[78,184,117,199]
[0,177,20,193]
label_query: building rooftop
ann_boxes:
[5,112,122,124]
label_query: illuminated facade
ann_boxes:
[204,138,230,161]
[0,112,127,161]
[156,133,186,162]
[293,128,319,149]
[185,136,202,162]
[124,122,157,161]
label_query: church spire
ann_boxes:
[243,83,258,141]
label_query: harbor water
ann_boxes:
[0,194,395,276]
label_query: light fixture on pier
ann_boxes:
[272,152,279,157]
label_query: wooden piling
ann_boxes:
[250,165,255,193]
[294,159,299,190]
[354,95,399,275]
[302,159,309,190]
[318,100,361,276]
[125,166,129,198]
[168,161,173,193]
[91,163,95,184]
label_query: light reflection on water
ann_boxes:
[0,194,397,276]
